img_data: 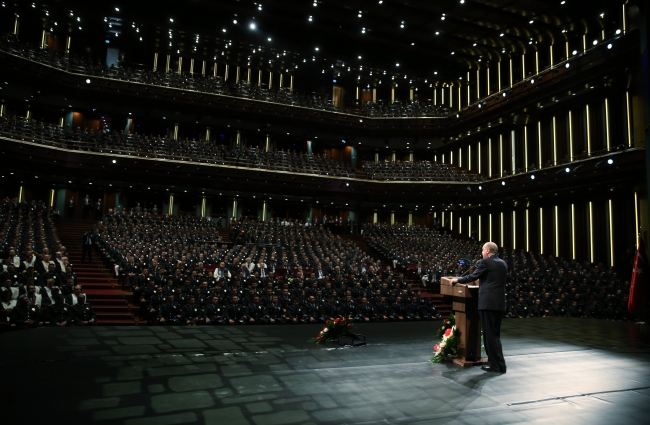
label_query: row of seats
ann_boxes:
[0,115,482,182]
[362,160,483,181]
[0,35,456,118]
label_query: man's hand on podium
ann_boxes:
[450,278,459,284]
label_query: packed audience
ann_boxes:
[363,223,633,321]
[0,198,94,327]
[0,35,340,113]
[362,101,447,118]
[362,160,483,181]
[1,34,452,118]
[94,213,439,324]
[0,115,354,177]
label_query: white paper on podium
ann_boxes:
[467,285,479,288]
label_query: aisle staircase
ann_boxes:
[54,219,136,325]
[340,233,451,318]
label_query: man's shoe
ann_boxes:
[481,365,504,373]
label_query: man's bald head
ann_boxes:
[483,242,498,255]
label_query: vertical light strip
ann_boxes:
[478,142,481,174]
[479,214,482,241]
[521,54,526,80]
[49,189,55,208]
[18,186,24,203]
[459,216,462,235]
[586,104,591,154]
[469,216,472,238]
[441,85,445,105]
[565,41,569,60]
[554,205,559,257]
[571,204,576,260]
[450,85,453,108]
[511,130,516,175]
[500,212,504,248]
[626,91,632,147]
[525,209,530,251]
[539,207,544,254]
[451,151,454,165]
[582,34,587,53]
[509,58,513,86]
[451,212,454,231]
[201,197,206,218]
[589,201,594,263]
[467,72,471,104]
[524,125,529,172]
[434,88,437,105]
[458,82,462,109]
[459,148,462,167]
[535,50,539,74]
[499,134,503,177]
[623,3,627,33]
[552,116,557,164]
[469,145,472,171]
[488,138,492,177]
[498,61,502,92]
[537,121,542,168]
[487,67,490,95]
[489,213,493,242]
[549,45,554,66]
[569,110,573,161]
[477,69,480,99]
[608,199,614,266]
[634,192,639,240]
[512,211,516,249]
[605,98,611,150]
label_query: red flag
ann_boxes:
[628,236,647,314]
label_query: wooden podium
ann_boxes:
[440,276,487,367]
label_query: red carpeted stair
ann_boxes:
[54,219,136,325]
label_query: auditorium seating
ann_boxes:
[362,223,632,320]
[362,160,483,181]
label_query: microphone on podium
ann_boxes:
[459,259,482,277]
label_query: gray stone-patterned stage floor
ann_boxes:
[1,319,649,425]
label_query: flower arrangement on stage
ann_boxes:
[431,313,460,362]
[311,317,353,344]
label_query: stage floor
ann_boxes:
[2,318,649,425]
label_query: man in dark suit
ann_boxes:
[82,230,93,263]
[451,242,507,373]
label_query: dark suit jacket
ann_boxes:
[457,255,507,311]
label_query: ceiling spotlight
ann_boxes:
[233,19,237,24]
[250,23,256,29]
[478,186,482,191]
[315,47,319,51]
[616,29,621,34]
[529,20,534,24]
[531,79,535,84]
[396,63,400,66]
[501,181,506,186]
[607,158,614,165]
[308,16,312,21]
[85,79,91,84]
[565,167,570,173]
[115,7,120,11]
[565,63,570,68]
[170,18,174,23]
[607,43,612,49]
[530,175,535,180]
[572,50,578,55]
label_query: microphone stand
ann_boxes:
[459,260,482,277]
